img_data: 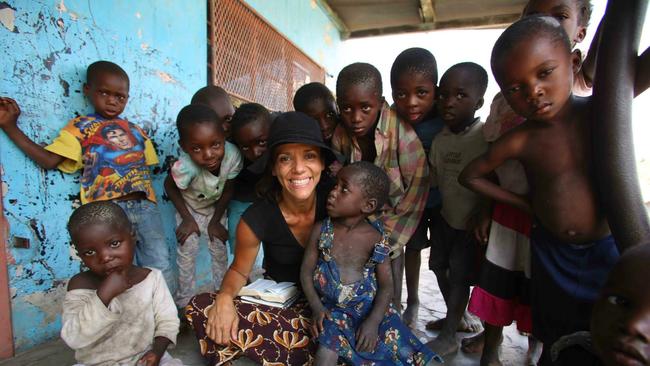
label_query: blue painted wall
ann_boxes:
[0,0,207,351]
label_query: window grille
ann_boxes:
[209,0,326,111]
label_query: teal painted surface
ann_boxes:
[243,0,343,79]
[0,0,209,351]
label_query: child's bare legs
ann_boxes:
[403,247,421,326]
[315,345,338,366]
[427,276,469,356]
[391,249,405,312]
[480,323,504,366]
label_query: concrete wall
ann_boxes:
[0,0,207,351]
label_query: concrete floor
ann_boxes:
[0,250,530,365]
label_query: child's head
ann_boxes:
[523,0,591,47]
[591,245,650,366]
[437,62,487,132]
[293,82,338,142]
[491,15,580,122]
[390,47,438,124]
[327,161,390,219]
[191,86,235,138]
[336,63,384,137]
[230,103,271,163]
[83,61,130,120]
[67,201,134,277]
[176,104,226,173]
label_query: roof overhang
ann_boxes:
[319,0,527,39]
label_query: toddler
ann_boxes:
[61,201,181,366]
[0,61,174,289]
[164,104,242,308]
[301,162,442,365]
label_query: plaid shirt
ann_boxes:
[332,102,429,258]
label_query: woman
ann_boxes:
[185,112,342,365]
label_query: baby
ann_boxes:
[61,201,181,366]
[301,161,441,365]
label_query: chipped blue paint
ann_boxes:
[0,0,207,351]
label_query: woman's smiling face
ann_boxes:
[272,143,324,201]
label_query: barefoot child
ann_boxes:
[191,85,236,139]
[0,61,174,290]
[332,63,429,311]
[301,161,442,365]
[164,104,242,308]
[426,62,489,357]
[61,201,182,366]
[389,47,447,328]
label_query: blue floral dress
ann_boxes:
[313,217,443,365]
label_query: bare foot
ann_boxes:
[402,303,419,328]
[426,335,459,357]
[480,350,503,366]
[461,331,485,354]
[526,337,543,365]
[425,313,484,333]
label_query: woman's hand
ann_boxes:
[206,293,239,345]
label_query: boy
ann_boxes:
[426,62,489,356]
[390,47,447,328]
[331,63,429,312]
[458,12,647,364]
[61,201,181,366]
[191,85,235,139]
[293,82,338,145]
[0,61,174,290]
[164,104,242,308]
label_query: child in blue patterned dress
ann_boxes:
[301,161,442,365]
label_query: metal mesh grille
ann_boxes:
[209,0,326,111]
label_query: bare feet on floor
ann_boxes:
[480,350,503,366]
[402,303,419,328]
[425,312,484,333]
[426,334,459,357]
[461,330,485,354]
[526,337,543,365]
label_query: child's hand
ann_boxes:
[176,217,200,245]
[355,319,379,353]
[208,221,228,243]
[137,350,162,366]
[0,97,21,129]
[468,208,492,245]
[310,306,332,338]
[328,161,343,177]
[97,269,131,305]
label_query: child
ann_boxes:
[293,82,338,145]
[191,85,235,139]
[0,61,174,290]
[389,47,447,328]
[331,62,429,311]
[61,201,181,366]
[426,62,489,357]
[458,13,646,364]
[591,244,650,366]
[164,104,242,308]
[227,103,270,273]
[300,161,442,365]
[464,0,597,363]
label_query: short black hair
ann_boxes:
[443,62,489,97]
[176,104,222,141]
[67,201,131,243]
[231,103,271,137]
[191,85,230,106]
[346,161,390,211]
[336,63,382,98]
[390,47,438,86]
[491,15,572,79]
[293,82,335,112]
[86,61,129,86]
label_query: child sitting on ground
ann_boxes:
[389,47,451,329]
[293,82,339,145]
[164,104,242,308]
[61,201,181,366]
[331,63,429,311]
[0,61,174,290]
[191,85,235,140]
[300,161,442,365]
[426,62,489,357]
[227,103,271,273]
